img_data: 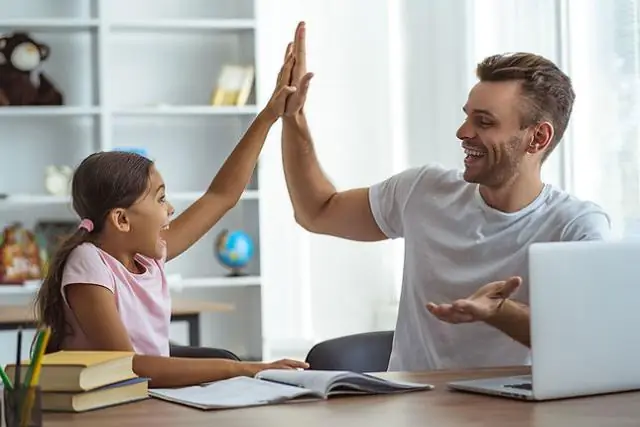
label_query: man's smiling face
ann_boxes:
[456,79,533,187]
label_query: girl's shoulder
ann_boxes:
[62,243,116,290]
[67,242,103,263]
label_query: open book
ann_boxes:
[149,369,433,410]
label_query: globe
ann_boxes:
[214,229,254,276]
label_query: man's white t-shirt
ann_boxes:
[368,163,611,372]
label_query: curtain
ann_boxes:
[564,0,640,236]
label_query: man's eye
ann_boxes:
[476,118,493,127]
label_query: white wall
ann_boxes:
[401,0,472,171]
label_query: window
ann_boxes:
[563,0,640,237]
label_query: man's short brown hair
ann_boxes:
[476,52,575,161]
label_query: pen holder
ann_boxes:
[1,386,43,427]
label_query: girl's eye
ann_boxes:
[159,195,166,203]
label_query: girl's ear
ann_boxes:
[108,208,131,232]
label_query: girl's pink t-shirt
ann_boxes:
[59,242,171,356]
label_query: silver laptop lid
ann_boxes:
[528,240,640,400]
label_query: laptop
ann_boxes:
[447,240,640,401]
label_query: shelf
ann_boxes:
[0,195,71,205]
[0,191,259,207]
[110,19,256,32]
[0,19,99,31]
[0,282,40,295]
[111,106,259,117]
[175,275,261,288]
[0,107,100,117]
[0,275,261,295]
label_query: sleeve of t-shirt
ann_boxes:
[560,207,612,241]
[368,165,434,239]
[61,244,115,300]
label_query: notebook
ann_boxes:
[4,351,136,392]
[149,369,433,410]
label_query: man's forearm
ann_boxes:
[485,299,531,348]
[281,113,336,227]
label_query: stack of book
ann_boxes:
[4,350,148,412]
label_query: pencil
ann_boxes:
[29,327,51,387]
[21,329,44,389]
[0,364,12,390]
[20,327,50,427]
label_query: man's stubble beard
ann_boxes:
[464,135,524,188]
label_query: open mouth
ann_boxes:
[161,224,170,231]
[464,147,487,158]
[463,145,487,166]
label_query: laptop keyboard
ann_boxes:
[504,383,532,391]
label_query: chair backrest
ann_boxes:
[169,343,241,361]
[305,331,394,373]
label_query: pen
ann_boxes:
[15,327,22,390]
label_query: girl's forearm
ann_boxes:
[133,354,261,388]
[206,110,276,204]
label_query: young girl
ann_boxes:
[33,44,309,388]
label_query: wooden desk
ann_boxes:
[42,366,640,427]
[0,300,234,347]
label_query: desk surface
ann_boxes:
[0,299,234,324]
[43,366,640,427]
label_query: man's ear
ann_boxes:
[526,121,554,154]
[107,208,131,232]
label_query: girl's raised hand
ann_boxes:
[262,42,297,122]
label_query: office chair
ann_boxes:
[305,331,394,373]
[169,343,241,361]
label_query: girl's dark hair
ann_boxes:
[34,151,153,352]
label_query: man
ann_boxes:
[281,22,611,371]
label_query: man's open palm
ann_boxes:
[284,21,314,116]
[426,276,522,324]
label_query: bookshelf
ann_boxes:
[0,0,265,360]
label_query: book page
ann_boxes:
[149,376,319,410]
[256,370,434,396]
[256,370,352,395]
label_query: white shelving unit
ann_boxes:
[0,0,266,360]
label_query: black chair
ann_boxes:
[169,343,241,361]
[304,331,394,373]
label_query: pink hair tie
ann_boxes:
[78,218,94,232]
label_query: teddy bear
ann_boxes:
[0,31,64,106]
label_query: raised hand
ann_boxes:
[284,21,314,117]
[426,276,522,324]
[263,42,297,121]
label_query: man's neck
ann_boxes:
[478,172,544,213]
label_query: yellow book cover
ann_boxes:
[6,350,134,367]
[5,351,137,392]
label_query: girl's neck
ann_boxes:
[95,238,144,274]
